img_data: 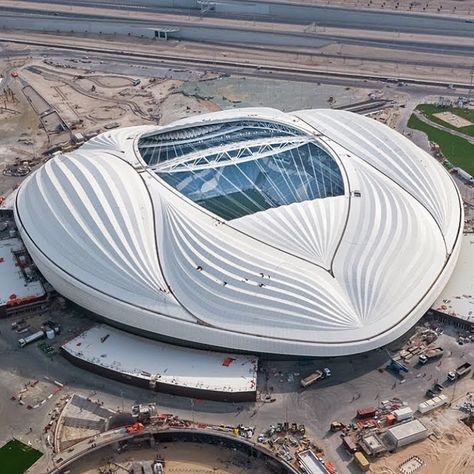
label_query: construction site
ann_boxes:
[1,1,474,474]
[0,219,472,473]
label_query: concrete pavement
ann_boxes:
[1,305,473,474]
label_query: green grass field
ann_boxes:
[407,114,474,176]
[0,440,43,474]
[416,104,474,138]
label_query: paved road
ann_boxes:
[11,0,474,36]
[1,306,473,474]
[2,1,474,54]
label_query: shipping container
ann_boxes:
[393,406,413,421]
[418,394,448,414]
[343,435,358,453]
[387,420,428,448]
[357,407,376,419]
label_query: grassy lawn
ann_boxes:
[416,103,474,137]
[0,440,43,474]
[407,114,474,176]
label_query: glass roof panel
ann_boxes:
[138,120,345,220]
[138,120,301,166]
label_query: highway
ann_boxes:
[0,2,473,68]
[9,0,474,35]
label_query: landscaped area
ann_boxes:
[0,439,43,474]
[408,106,474,177]
[415,104,474,137]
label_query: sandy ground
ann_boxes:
[159,92,220,126]
[18,61,215,130]
[0,54,220,197]
[0,59,56,194]
[0,61,45,152]
[1,54,220,140]
[0,50,405,199]
[433,111,473,128]
[68,442,274,474]
[372,405,474,474]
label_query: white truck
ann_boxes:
[300,368,331,388]
[419,347,444,364]
[448,362,471,382]
[18,330,45,348]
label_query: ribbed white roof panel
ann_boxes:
[294,109,462,253]
[232,196,349,269]
[14,108,463,356]
[334,149,446,331]
[15,150,187,319]
[156,187,358,340]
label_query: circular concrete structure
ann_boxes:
[14,107,463,356]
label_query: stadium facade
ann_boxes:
[14,108,463,357]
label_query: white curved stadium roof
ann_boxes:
[14,108,463,356]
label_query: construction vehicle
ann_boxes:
[386,359,409,375]
[419,347,443,364]
[11,319,26,330]
[266,425,276,437]
[237,425,255,438]
[18,330,45,348]
[330,421,345,432]
[448,362,472,382]
[131,403,157,424]
[126,422,145,434]
[300,368,331,388]
[425,388,437,398]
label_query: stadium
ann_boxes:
[14,107,463,357]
